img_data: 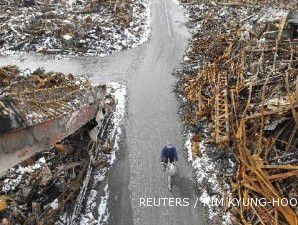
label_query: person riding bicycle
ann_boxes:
[161,143,178,170]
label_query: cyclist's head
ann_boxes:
[166,142,172,147]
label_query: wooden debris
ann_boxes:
[0,196,10,211]
[0,66,100,132]
[178,1,298,224]
[54,144,74,155]
[0,100,117,224]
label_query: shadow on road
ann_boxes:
[171,174,195,198]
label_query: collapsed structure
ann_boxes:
[0,65,108,172]
[0,66,121,224]
[178,0,297,224]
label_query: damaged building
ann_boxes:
[177,0,297,224]
[0,66,122,224]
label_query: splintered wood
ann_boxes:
[180,2,297,224]
[215,71,230,144]
[0,66,101,127]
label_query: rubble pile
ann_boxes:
[0,65,102,131]
[0,0,151,56]
[177,0,297,224]
[0,117,116,225]
[0,66,122,224]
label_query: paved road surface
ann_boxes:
[108,0,207,225]
[0,0,207,224]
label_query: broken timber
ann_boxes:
[178,1,298,224]
[0,103,100,174]
[0,66,107,174]
[214,71,230,144]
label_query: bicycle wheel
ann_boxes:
[167,175,172,190]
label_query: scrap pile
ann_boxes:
[177,0,297,224]
[0,65,100,130]
[0,114,117,225]
[0,0,151,55]
[0,66,121,224]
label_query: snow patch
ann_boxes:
[50,199,59,210]
[79,182,109,225]
[185,132,193,161]
[2,157,47,193]
[97,183,110,223]
[185,132,232,224]
[258,8,288,23]
[107,82,127,163]
[172,0,180,6]
[78,83,126,224]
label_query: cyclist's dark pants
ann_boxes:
[161,157,174,163]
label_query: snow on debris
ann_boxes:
[258,7,289,23]
[77,83,126,224]
[1,80,127,224]
[50,198,59,210]
[131,0,152,47]
[186,133,233,224]
[79,181,110,225]
[0,0,151,56]
[0,65,98,129]
[176,0,294,224]
[2,157,47,193]
[97,183,110,224]
[107,82,127,164]
[185,132,193,162]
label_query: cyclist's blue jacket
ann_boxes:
[161,145,178,161]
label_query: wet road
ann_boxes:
[108,0,206,224]
[0,0,207,224]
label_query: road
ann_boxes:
[107,0,207,225]
[0,0,207,224]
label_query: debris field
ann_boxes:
[0,66,123,224]
[177,0,297,224]
[0,65,101,129]
[0,0,151,56]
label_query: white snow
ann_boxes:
[185,132,193,161]
[50,199,59,210]
[2,157,47,193]
[258,8,288,23]
[185,132,232,224]
[63,34,73,41]
[172,0,180,6]
[106,82,127,163]
[131,0,152,47]
[79,189,99,225]
[79,182,110,225]
[199,190,211,207]
[97,183,110,224]
[78,83,126,224]
[93,169,107,182]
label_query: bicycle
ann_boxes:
[165,161,177,191]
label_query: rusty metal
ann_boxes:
[214,71,230,144]
[178,1,298,224]
[0,66,107,174]
[0,103,99,174]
